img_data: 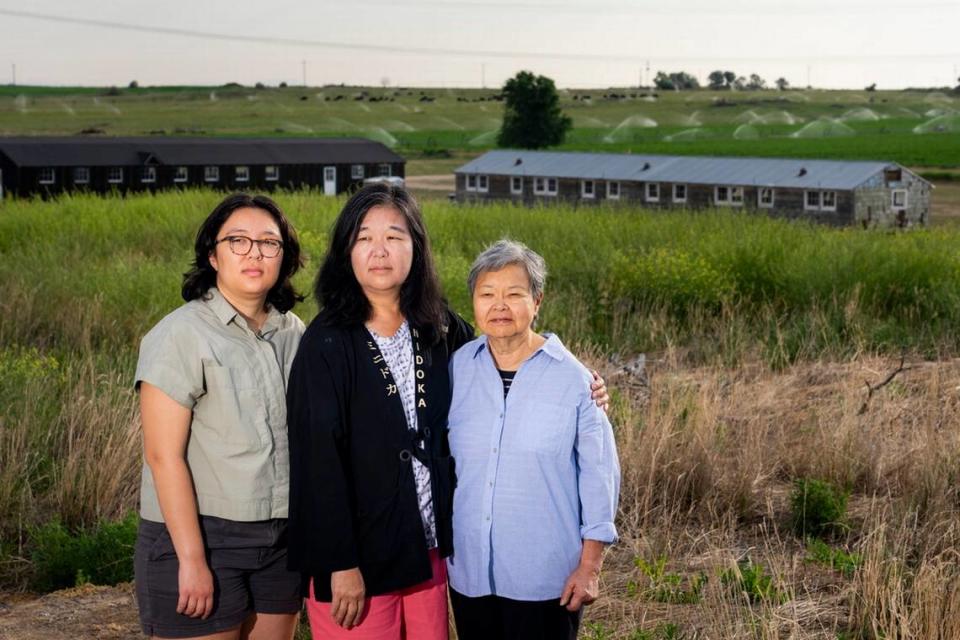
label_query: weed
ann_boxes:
[806,537,863,578]
[791,478,849,539]
[633,555,707,604]
[720,559,787,605]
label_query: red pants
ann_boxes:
[306,549,448,639]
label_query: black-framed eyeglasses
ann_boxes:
[216,235,284,258]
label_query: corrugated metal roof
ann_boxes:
[0,137,404,167]
[456,150,902,190]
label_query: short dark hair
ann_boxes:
[181,193,304,312]
[315,183,446,341]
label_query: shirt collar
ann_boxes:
[204,287,281,335]
[471,333,566,363]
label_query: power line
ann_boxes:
[337,0,960,14]
[0,7,957,64]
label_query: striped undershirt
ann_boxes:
[497,368,516,397]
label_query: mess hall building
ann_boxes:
[0,136,405,199]
[455,150,931,227]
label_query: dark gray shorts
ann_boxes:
[134,516,302,638]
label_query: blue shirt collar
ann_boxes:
[471,333,566,363]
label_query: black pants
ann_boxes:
[450,588,582,640]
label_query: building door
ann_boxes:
[323,166,336,196]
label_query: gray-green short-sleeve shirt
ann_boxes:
[135,288,305,522]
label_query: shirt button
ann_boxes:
[492,447,497,453]
[486,516,491,521]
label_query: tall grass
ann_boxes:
[3,191,960,362]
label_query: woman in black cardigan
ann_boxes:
[286,184,472,639]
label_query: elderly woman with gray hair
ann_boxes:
[446,239,621,640]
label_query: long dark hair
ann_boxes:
[182,193,304,312]
[315,183,446,342]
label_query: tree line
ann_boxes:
[653,70,790,91]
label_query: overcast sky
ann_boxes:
[1,0,958,90]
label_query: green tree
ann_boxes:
[708,70,727,89]
[746,74,766,90]
[497,71,572,149]
[653,71,675,90]
[775,77,790,91]
[723,71,737,87]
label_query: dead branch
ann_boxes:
[858,355,909,415]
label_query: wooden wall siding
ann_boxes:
[453,170,928,229]
[1,160,405,199]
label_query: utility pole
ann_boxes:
[11,63,15,86]
[806,64,811,89]
[301,60,307,87]
[481,63,486,89]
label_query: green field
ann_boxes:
[2,85,958,167]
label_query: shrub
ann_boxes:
[30,513,137,591]
[791,478,849,539]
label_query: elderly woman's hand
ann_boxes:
[558,540,605,612]
[559,564,600,612]
[590,370,610,413]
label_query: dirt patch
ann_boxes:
[404,174,455,192]
[0,583,140,639]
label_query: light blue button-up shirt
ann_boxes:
[446,333,620,601]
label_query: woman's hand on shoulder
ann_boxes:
[589,370,610,413]
[330,567,366,628]
[176,557,214,618]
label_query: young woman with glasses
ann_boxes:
[133,193,305,640]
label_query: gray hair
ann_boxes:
[467,239,548,299]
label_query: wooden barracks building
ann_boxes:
[0,137,405,199]
[455,150,931,228]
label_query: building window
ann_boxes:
[174,166,188,183]
[730,187,744,205]
[477,175,489,193]
[510,176,523,195]
[467,175,478,191]
[716,186,730,204]
[534,177,558,196]
[352,164,365,180]
[141,166,157,183]
[673,184,687,203]
[235,166,250,182]
[73,167,90,184]
[821,190,836,211]
[805,190,820,210]
[607,181,620,199]
[204,166,220,182]
[379,164,392,177]
[645,183,659,202]
[108,167,123,184]
[758,187,775,208]
[39,168,56,185]
[265,165,279,182]
[892,189,907,208]
[581,180,595,199]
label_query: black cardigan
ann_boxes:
[286,309,474,601]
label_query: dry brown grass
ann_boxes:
[577,353,960,639]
